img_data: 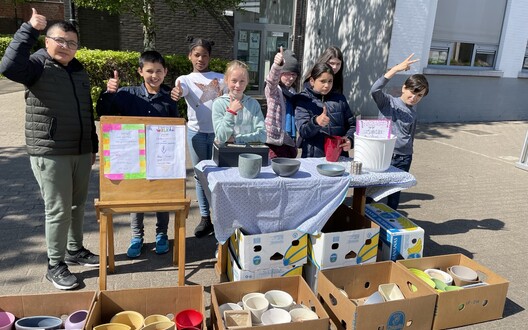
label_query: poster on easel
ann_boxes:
[102,123,146,180]
[145,124,186,179]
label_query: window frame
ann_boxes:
[428,41,498,69]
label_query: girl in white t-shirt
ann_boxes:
[173,38,225,238]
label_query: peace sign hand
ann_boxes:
[394,53,420,72]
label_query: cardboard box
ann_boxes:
[309,204,380,269]
[227,241,303,281]
[213,141,269,167]
[365,203,425,260]
[211,276,330,330]
[230,228,308,270]
[317,261,437,330]
[85,286,205,330]
[0,291,96,330]
[398,254,510,329]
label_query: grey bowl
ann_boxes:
[271,158,301,177]
[316,164,345,177]
[15,316,63,330]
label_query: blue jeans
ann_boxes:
[187,128,215,217]
[387,154,413,210]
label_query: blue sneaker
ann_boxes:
[127,237,143,258]
[155,234,169,255]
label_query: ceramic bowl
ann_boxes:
[260,308,291,325]
[316,164,345,177]
[289,308,319,322]
[424,268,453,285]
[448,265,478,282]
[271,158,301,177]
[218,303,243,320]
[174,309,203,330]
[0,311,16,330]
[140,321,175,330]
[15,316,63,330]
[144,315,172,326]
[110,311,144,330]
[364,291,385,305]
[93,323,131,330]
[264,290,294,311]
[64,310,89,330]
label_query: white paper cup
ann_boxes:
[289,308,319,322]
[264,290,294,311]
[260,308,291,325]
[243,296,269,324]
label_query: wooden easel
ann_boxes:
[95,116,190,290]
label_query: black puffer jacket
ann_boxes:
[294,85,355,158]
[0,22,98,156]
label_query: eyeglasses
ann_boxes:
[46,36,79,50]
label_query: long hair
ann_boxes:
[303,46,344,93]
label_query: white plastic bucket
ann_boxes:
[353,133,397,172]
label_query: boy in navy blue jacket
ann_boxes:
[96,50,180,258]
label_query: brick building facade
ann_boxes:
[0,1,64,35]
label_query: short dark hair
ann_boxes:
[308,62,334,81]
[139,50,166,69]
[404,74,429,96]
[46,21,79,39]
[188,37,214,55]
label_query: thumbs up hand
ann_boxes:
[29,8,47,31]
[316,105,330,126]
[171,80,183,101]
[106,70,120,93]
[274,46,284,66]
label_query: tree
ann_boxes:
[73,0,242,50]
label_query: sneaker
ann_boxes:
[65,247,99,267]
[155,234,169,255]
[194,216,214,238]
[127,237,144,258]
[46,262,79,290]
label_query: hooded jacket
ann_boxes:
[294,85,355,158]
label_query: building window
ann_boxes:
[428,0,506,69]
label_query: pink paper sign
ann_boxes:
[356,119,392,138]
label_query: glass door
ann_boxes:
[235,24,291,94]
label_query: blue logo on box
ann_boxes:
[253,256,261,265]
[387,311,405,330]
[330,253,337,263]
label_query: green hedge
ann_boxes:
[1,36,229,119]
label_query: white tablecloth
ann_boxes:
[195,157,416,243]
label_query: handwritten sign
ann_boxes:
[102,123,146,180]
[356,119,392,139]
[145,125,186,179]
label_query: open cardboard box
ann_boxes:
[85,286,205,330]
[211,276,330,330]
[317,261,437,330]
[0,291,96,329]
[398,254,509,329]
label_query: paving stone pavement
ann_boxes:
[0,79,527,329]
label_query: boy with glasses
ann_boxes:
[0,8,99,290]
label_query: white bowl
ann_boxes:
[424,268,453,285]
[218,302,243,320]
[289,308,319,322]
[449,265,478,281]
[260,308,291,325]
[264,290,294,311]
[364,291,385,305]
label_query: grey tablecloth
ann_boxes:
[195,157,416,243]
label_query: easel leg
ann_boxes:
[176,210,186,286]
[99,212,108,291]
[108,214,115,273]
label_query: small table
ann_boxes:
[195,158,416,277]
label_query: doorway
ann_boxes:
[235,24,292,94]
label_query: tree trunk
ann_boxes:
[142,0,155,51]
